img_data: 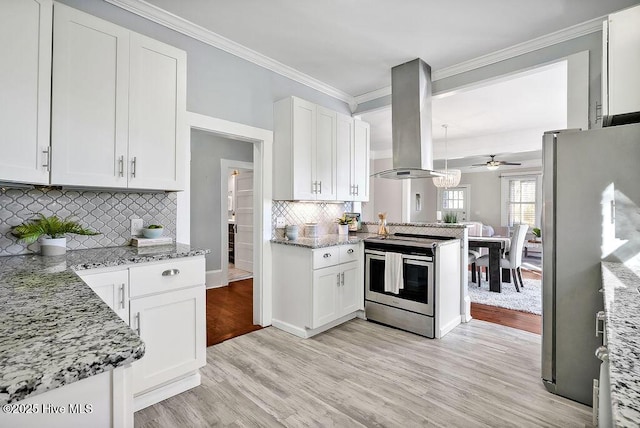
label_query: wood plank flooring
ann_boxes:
[135,319,591,427]
[206,279,262,346]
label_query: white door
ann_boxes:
[0,0,51,185]
[291,97,316,200]
[51,4,129,188]
[78,270,129,323]
[437,185,470,222]
[128,32,186,191]
[352,120,370,202]
[130,286,206,395]
[234,171,253,273]
[339,262,360,316]
[312,265,340,329]
[335,113,353,201]
[315,106,337,200]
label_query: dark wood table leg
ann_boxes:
[502,268,511,283]
[488,244,502,292]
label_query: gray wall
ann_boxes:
[367,159,403,223]
[190,130,253,271]
[56,0,350,130]
[409,179,438,223]
[355,32,603,129]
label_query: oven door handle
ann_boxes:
[365,250,387,257]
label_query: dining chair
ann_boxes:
[475,224,529,292]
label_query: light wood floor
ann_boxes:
[135,319,591,427]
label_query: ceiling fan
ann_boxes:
[472,155,522,171]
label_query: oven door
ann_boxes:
[365,250,434,316]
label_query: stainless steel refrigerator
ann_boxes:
[541,123,640,406]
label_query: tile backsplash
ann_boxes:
[0,188,177,256]
[271,201,353,237]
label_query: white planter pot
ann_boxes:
[338,224,349,235]
[40,237,67,256]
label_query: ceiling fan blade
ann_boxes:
[499,161,522,165]
[471,163,488,166]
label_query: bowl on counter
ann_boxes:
[142,226,164,238]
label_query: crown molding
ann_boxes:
[355,17,603,105]
[104,0,355,105]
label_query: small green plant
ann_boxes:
[443,212,458,224]
[147,224,163,229]
[12,214,100,244]
[336,215,351,225]
[532,227,541,239]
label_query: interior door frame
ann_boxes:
[178,112,273,327]
[220,160,253,285]
[436,185,471,222]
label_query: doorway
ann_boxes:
[223,163,254,284]
[437,185,470,222]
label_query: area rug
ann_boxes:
[468,275,542,315]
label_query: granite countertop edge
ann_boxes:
[361,221,467,228]
[600,261,640,428]
[271,233,374,248]
[0,243,210,405]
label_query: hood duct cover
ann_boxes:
[373,58,441,179]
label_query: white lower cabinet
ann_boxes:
[129,286,205,396]
[272,243,364,338]
[79,270,129,323]
[76,255,206,411]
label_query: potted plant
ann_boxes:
[443,212,458,224]
[142,224,164,239]
[532,227,542,242]
[336,215,351,235]
[12,214,100,256]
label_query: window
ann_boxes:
[442,189,465,210]
[500,174,541,227]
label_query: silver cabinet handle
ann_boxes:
[135,312,141,335]
[318,181,322,194]
[162,269,180,276]
[131,157,137,177]
[595,346,609,362]
[596,311,606,337]
[323,253,331,258]
[42,147,50,171]
[336,274,340,286]
[347,249,354,254]
[340,272,344,286]
[355,184,359,196]
[119,283,125,309]
[118,155,124,177]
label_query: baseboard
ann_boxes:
[438,317,461,338]
[134,371,201,412]
[355,309,366,320]
[205,270,224,289]
[272,312,359,339]
[271,319,309,338]
[463,295,472,323]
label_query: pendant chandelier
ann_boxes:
[432,124,461,188]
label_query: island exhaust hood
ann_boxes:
[372,58,442,179]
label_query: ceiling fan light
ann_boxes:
[486,164,499,171]
[432,169,462,188]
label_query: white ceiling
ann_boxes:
[361,61,568,162]
[143,0,637,97]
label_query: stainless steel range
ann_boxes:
[364,233,457,338]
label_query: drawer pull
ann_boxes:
[347,249,354,254]
[323,253,331,258]
[162,269,181,276]
[135,312,141,336]
[119,283,125,309]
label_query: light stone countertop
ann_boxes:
[271,233,376,249]
[601,261,640,427]
[0,243,209,404]
[361,221,467,228]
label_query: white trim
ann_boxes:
[354,18,602,105]
[272,312,358,339]
[205,269,224,289]
[438,316,461,338]
[105,0,601,112]
[220,159,253,287]
[104,0,353,105]
[134,371,200,411]
[184,111,273,327]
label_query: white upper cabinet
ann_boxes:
[51,4,186,191]
[274,96,368,201]
[128,33,186,190]
[51,4,130,188]
[336,114,370,202]
[0,0,52,185]
[603,4,640,119]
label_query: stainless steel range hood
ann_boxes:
[373,58,441,179]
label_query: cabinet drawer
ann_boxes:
[130,257,205,298]
[313,246,340,269]
[339,244,360,263]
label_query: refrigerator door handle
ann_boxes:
[610,200,615,224]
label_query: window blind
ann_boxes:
[508,179,536,226]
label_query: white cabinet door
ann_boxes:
[352,120,370,202]
[130,286,206,395]
[605,5,640,117]
[339,261,360,316]
[0,0,51,185]
[336,113,353,201]
[79,270,129,323]
[315,106,337,200]
[311,264,341,329]
[291,97,316,200]
[51,4,129,188]
[128,33,186,191]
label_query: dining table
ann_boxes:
[468,236,511,292]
